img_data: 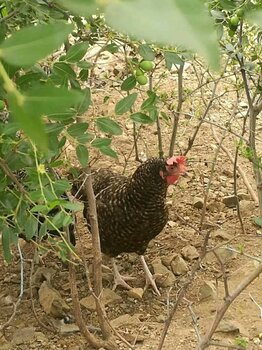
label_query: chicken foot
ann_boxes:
[112,258,136,290]
[140,255,161,296]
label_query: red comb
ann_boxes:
[166,156,186,165]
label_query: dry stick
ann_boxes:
[0,243,24,332]
[183,79,219,156]
[212,251,230,298]
[148,74,163,158]
[82,167,112,340]
[169,63,184,157]
[29,250,57,333]
[198,262,262,349]
[199,106,237,229]
[0,158,28,197]
[211,126,258,203]
[233,93,248,234]
[237,56,262,215]
[157,231,211,350]
[68,258,117,350]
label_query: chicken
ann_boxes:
[73,156,186,295]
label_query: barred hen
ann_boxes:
[73,156,186,295]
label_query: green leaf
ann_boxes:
[115,93,138,115]
[104,43,119,54]
[79,69,89,81]
[130,112,153,124]
[106,0,220,70]
[164,52,184,70]
[247,10,262,28]
[96,117,122,135]
[138,44,155,61]
[77,61,93,69]
[47,111,76,121]
[121,75,137,91]
[100,146,118,158]
[24,215,38,240]
[0,22,73,67]
[61,202,83,212]
[8,91,48,151]
[141,92,157,110]
[24,85,83,116]
[31,205,50,214]
[75,87,91,115]
[92,138,112,148]
[254,217,262,228]
[56,0,99,16]
[64,42,89,63]
[2,227,17,263]
[67,122,89,137]
[53,62,77,79]
[76,144,89,166]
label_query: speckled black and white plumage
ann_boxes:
[75,158,171,258]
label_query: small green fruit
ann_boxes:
[228,29,235,37]
[136,75,148,85]
[135,68,144,76]
[236,8,244,18]
[230,15,239,27]
[139,60,154,72]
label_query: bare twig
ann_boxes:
[212,250,229,298]
[249,293,262,318]
[82,166,111,339]
[198,263,262,349]
[211,126,258,202]
[169,63,184,156]
[157,231,211,350]
[0,242,24,331]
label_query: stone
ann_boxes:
[237,192,250,201]
[222,195,238,208]
[199,281,217,301]
[152,258,176,287]
[162,253,178,267]
[193,197,204,209]
[181,245,199,261]
[12,327,36,345]
[32,267,55,286]
[239,200,256,217]
[171,255,189,275]
[127,288,144,300]
[39,281,70,318]
[0,332,11,349]
[211,230,233,241]
[80,288,122,311]
[111,313,142,328]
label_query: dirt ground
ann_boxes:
[0,51,262,350]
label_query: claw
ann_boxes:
[112,258,135,290]
[140,255,161,296]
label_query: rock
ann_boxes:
[199,281,217,301]
[240,200,256,217]
[222,195,238,208]
[207,201,223,213]
[171,255,189,275]
[80,288,122,311]
[237,192,250,201]
[111,313,142,328]
[60,323,80,334]
[162,253,178,267]
[152,258,176,287]
[39,281,70,318]
[127,288,144,300]
[216,320,248,336]
[211,229,233,241]
[12,327,36,345]
[205,247,236,264]
[156,314,166,323]
[181,245,199,261]
[35,332,47,342]
[0,332,11,349]
[32,267,55,286]
[193,197,204,209]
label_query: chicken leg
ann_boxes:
[140,255,161,296]
[112,258,135,290]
